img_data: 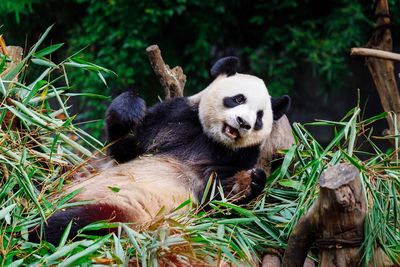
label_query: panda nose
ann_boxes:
[236,116,251,130]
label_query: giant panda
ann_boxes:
[31,56,290,245]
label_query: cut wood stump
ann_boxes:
[261,254,281,267]
[282,163,367,267]
[282,163,397,267]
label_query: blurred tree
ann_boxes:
[0,0,399,137]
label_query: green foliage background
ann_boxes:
[1,0,399,137]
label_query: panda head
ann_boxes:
[193,56,290,149]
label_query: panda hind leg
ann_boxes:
[29,204,129,246]
[106,90,146,162]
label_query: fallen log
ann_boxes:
[258,115,294,175]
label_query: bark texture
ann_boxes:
[351,48,400,62]
[353,0,400,136]
[282,164,367,267]
[0,46,23,78]
[257,115,294,175]
[146,44,186,99]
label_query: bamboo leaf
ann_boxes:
[45,242,84,265]
[34,43,64,57]
[0,203,16,222]
[59,235,110,267]
[31,58,58,68]
[2,25,54,83]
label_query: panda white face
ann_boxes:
[197,73,274,149]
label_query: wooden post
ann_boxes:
[351,0,400,138]
[262,254,281,267]
[282,164,367,267]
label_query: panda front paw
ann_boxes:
[106,91,146,127]
[106,91,147,144]
[230,168,266,204]
[249,168,267,197]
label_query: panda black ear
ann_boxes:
[210,56,240,78]
[272,95,291,120]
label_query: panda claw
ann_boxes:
[250,168,266,193]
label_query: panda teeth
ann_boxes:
[223,123,239,140]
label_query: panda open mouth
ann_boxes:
[223,123,240,140]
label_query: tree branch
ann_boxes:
[351,48,400,62]
[146,45,186,99]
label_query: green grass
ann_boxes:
[0,27,399,266]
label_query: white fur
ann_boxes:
[66,156,194,225]
[190,73,273,149]
[65,72,274,226]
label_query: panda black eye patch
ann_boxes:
[223,94,247,108]
[254,110,264,130]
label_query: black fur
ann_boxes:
[35,97,265,245]
[254,110,264,130]
[223,94,246,108]
[210,56,240,78]
[245,168,267,202]
[272,95,291,120]
[107,95,262,199]
[106,90,146,163]
[29,204,126,245]
[36,59,291,245]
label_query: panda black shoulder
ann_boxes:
[135,97,202,154]
[146,97,199,123]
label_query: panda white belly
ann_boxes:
[65,155,195,225]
